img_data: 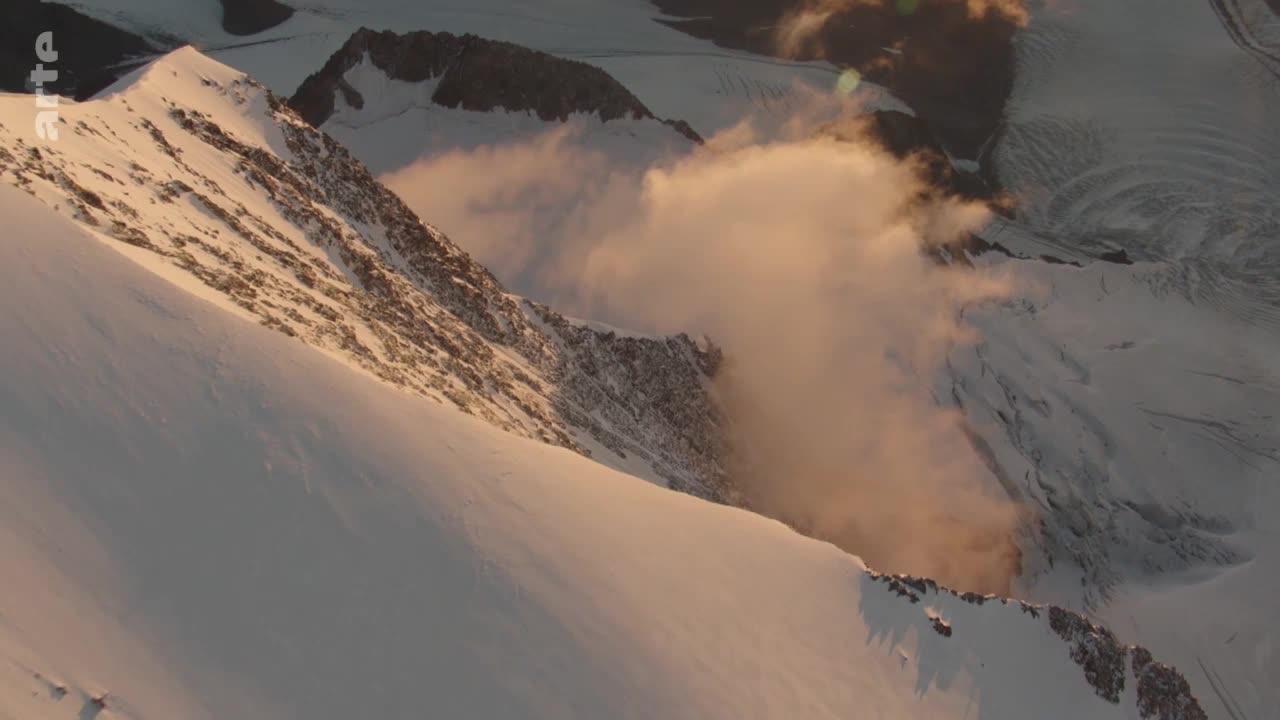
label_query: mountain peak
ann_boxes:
[290,27,703,144]
[0,47,728,498]
[91,44,245,99]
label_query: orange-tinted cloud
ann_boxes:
[384,108,1028,594]
[774,0,1029,60]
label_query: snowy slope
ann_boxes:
[0,47,727,497]
[996,0,1280,317]
[947,255,1280,719]
[954,3,1280,712]
[2,5,1265,718]
[0,171,1204,719]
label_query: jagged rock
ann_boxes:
[0,54,726,500]
[289,28,703,143]
[887,579,921,603]
[1048,606,1127,704]
[866,571,1206,720]
[897,574,938,595]
[867,571,921,604]
[1131,647,1208,720]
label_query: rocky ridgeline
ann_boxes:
[0,54,727,499]
[288,28,702,143]
[866,571,1207,720]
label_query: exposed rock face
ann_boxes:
[1131,648,1209,720]
[220,0,295,36]
[1048,606,1128,704]
[2,0,157,99]
[929,615,953,637]
[0,54,727,499]
[867,571,1208,720]
[289,28,703,143]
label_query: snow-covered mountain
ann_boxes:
[948,3,1280,714]
[0,48,1207,720]
[0,47,727,499]
[3,1,1276,717]
[287,27,703,175]
[943,253,1280,714]
[60,0,902,133]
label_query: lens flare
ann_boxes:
[835,69,862,96]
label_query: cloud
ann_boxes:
[383,108,1028,594]
[773,0,1030,60]
[775,9,837,59]
[965,0,1031,25]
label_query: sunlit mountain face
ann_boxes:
[1,1,1277,718]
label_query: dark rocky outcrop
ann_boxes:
[930,616,953,637]
[221,0,295,36]
[289,28,703,143]
[2,0,158,99]
[866,571,1207,720]
[1048,606,1128,704]
[1131,648,1209,720]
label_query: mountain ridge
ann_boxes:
[290,27,704,144]
[0,148,1206,718]
[0,26,1255,719]
[0,46,728,499]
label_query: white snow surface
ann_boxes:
[3,2,1276,715]
[0,174,1153,719]
[959,2,1280,712]
[997,0,1280,318]
[949,255,1280,719]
